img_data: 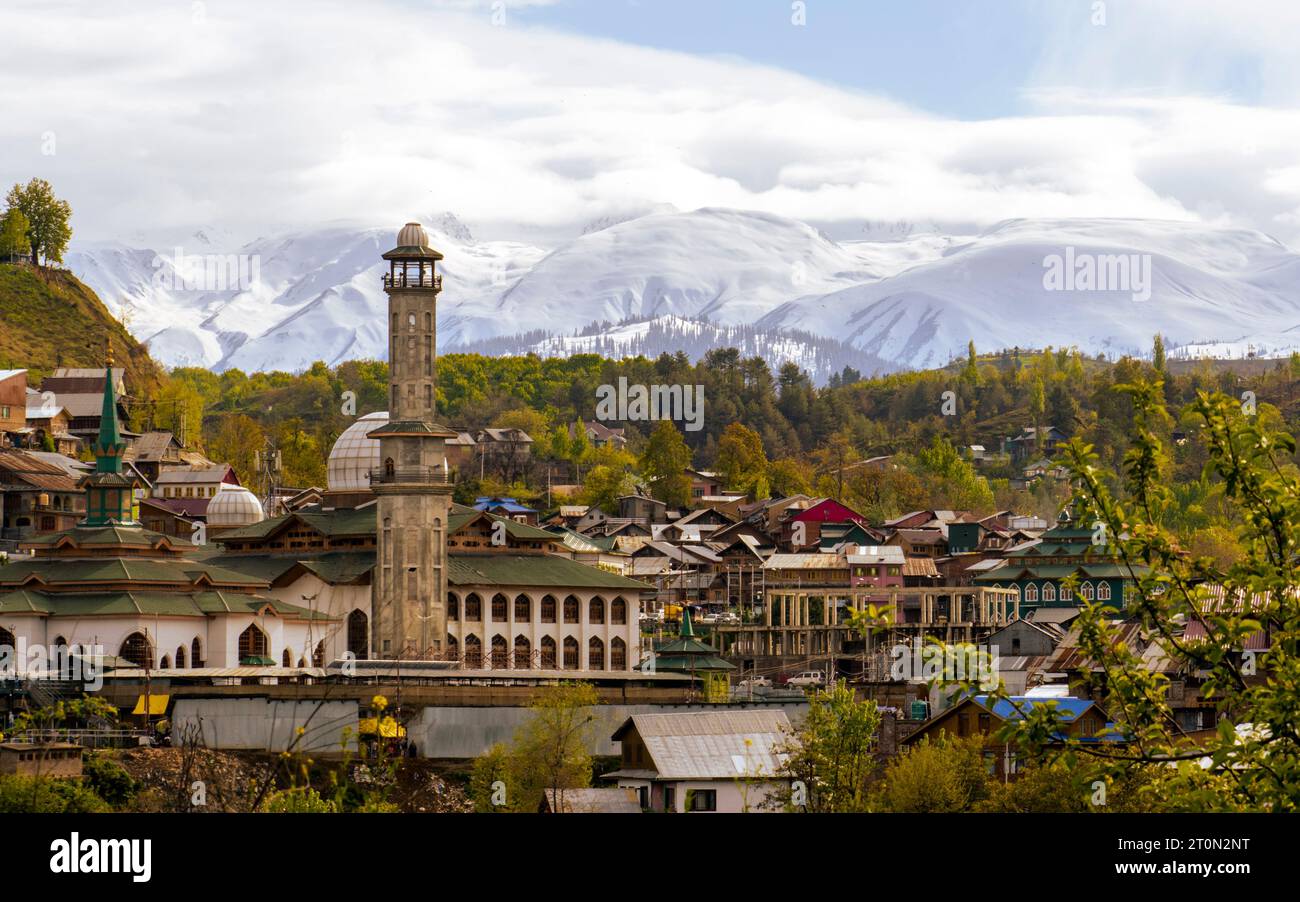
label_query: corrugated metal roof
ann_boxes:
[618,710,791,779]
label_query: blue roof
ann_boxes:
[975,695,1127,742]
[976,695,1093,723]
[473,497,536,514]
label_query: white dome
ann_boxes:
[397,222,430,248]
[327,411,389,491]
[207,485,266,528]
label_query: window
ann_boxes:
[563,596,579,623]
[663,787,675,812]
[492,594,508,622]
[541,595,557,623]
[611,597,627,624]
[589,637,605,671]
[282,649,292,668]
[1024,583,1039,603]
[175,644,187,669]
[514,595,531,621]
[490,635,508,669]
[514,635,531,669]
[120,632,153,669]
[465,594,482,620]
[448,593,460,620]
[445,634,458,662]
[192,637,204,668]
[611,637,627,670]
[686,789,716,812]
[1097,582,1112,602]
[160,654,171,669]
[464,635,482,668]
[1059,583,1073,601]
[563,636,579,670]
[1042,582,1056,603]
[589,597,605,624]
[348,609,369,660]
[1079,581,1095,601]
[238,625,268,662]
[541,636,557,669]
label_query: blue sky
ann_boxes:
[498,0,1272,117]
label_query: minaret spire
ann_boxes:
[81,350,138,526]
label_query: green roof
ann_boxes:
[0,588,332,619]
[23,524,193,549]
[0,556,269,589]
[448,553,650,590]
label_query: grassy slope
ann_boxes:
[0,262,165,397]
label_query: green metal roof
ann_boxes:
[448,554,650,590]
[0,588,333,619]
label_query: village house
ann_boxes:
[605,710,791,812]
[0,370,27,444]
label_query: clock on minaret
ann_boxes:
[367,222,457,659]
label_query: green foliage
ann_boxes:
[0,207,30,261]
[262,787,341,813]
[874,733,991,812]
[0,775,109,813]
[4,177,72,265]
[82,753,137,807]
[772,680,881,812]
[715,422,770,500]
[638,421,693,507]
[468,682,599,812]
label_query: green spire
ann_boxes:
[93,353,124,473]
[680,606,694,638]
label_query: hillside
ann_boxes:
[0,263,166,396]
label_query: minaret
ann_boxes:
[81,350,140,526]
[368,222,457,659]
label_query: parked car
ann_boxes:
[736,676,772,691]
[786,670,825,688]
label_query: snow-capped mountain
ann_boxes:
[65,209,1300,379]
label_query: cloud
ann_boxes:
[1,0,1298,246]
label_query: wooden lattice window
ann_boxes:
[238,625,268,662]
[563,596,579,624]
[541,596,557,623]
[514,635,531,669]
[120,632,153,669]
[589,597,605,624]
[541,636,556,669]
[611,597,627,625]
[588,637,605,671]
[563,636,579,670]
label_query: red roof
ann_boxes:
[789,498,867,524]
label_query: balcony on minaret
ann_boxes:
[381,221,444,294]
[368,464,450,486]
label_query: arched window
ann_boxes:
[160,654,171,669]
[490,635,508,669]
[448,593,460,620]
[491,594,508,622]
[446,634,458,662]
[282,649,292,668]
[611,597,627,625]
[464,635,482,668]
[120,632,153,669]
[465,594,482,621]
[540,636,557,669]
[53,635,68,649]
[588,637,605,671]
[348,609,369,660]
[1024,583,1039,603]
[238,625,268,663]
[514,635,531,669]
[175,644,187,669]
[589,597,605,624]
[1059,583,1073,602]
[1079,581,1095,601]
[384,457,395,479]
[1042,582,1056,603]
[611,637,627,670]
[1097,581,1112,602]
[541,595,557,623]
[313,640,325,667]
[563,636,579,670]
[297,657,307,668]
[514,594,531,621]
[192,637,204,668]
[563,595,580,624]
